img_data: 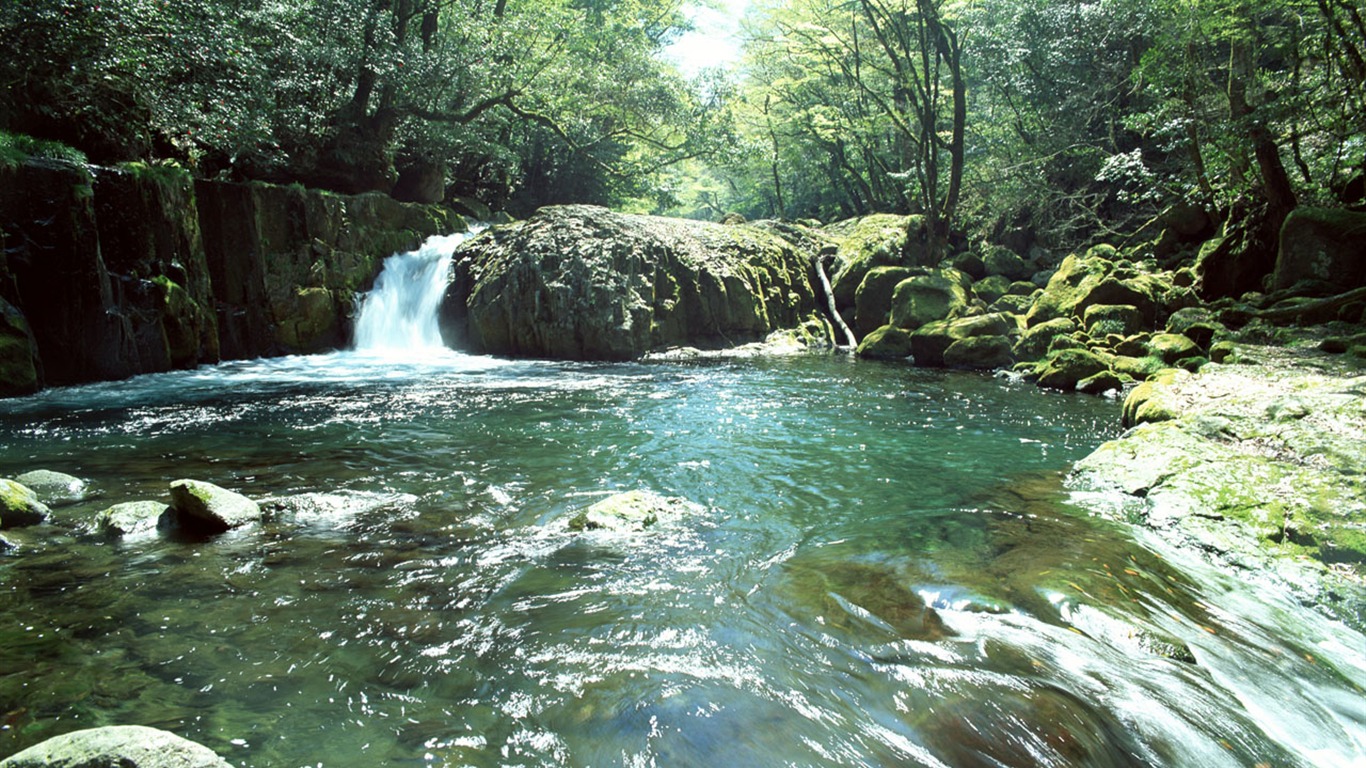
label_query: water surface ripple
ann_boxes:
[1,352,1362,767]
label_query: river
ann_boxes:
[1,235,1363,767]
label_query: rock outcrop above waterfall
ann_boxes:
[0,725,234,768]
[440,205,828,360]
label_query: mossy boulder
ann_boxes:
[0,479,50,528]
[943,335,1015,370]
[911,313,1015,367]
[1077,369,1126,395]
[980,245,1033,281]
[1024,248,1161,329]
[1035,349,1110,391]
[854,266,916,337]
[827,214,932,308]
[568,490,703,533]
[972,274,1013,305]
[1273,207,1366,292]
[888,269,972,330]
[1147,333,1200,364]
[1122,369,1185,427]
[166,479,261,535]
[1012,317,1076,361]
[1082,304,1143,338]
[856,325,915,360]
[442,206,818,360]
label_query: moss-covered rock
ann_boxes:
[943,335,1014,370]
[1035,348,1110,391]
[972,274,1013,305]
[1077,369,1125,395]
[853,266,916,337]
[0,479,50,529]
[1273,207,1366,292]
[980,245,1033,281]
[856,325,915,360]
[889,270,972,330]
[827,214,928,309]
[1082,304,1143,338]
[1147,333,1200,364]
[1121,369,1184,426]
[443,206,817,360]
[166,479,261,535]
[1074,349,1366,626]
[1024,248,1162,329]
[1012,317,1076,361]
[910,313,1015,367]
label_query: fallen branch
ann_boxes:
[814,253,858,349]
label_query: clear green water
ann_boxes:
[1,353,1363,767]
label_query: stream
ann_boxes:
[1,235,1364,767]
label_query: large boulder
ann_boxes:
[856,325,915,360]
[0,725,233,768]
[911,313,1016,367]
[0,479,50,529]
[441,206,819,360]
[166,479,261,535]
[1024,247,1161,329]
[853,266,916,337]
[826,214,930,309]
[1272,207,1366,292]
[1035,348,1111,391]
[888,269,972,330]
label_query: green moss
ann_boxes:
[0,130,87,168]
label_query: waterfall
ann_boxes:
[353,228,484,353]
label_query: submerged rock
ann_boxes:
[0,725,234,768]
[780,559,950,641]
[441,205,822,360]
[14,469,92,506]
[166,479,261,535]
[0,479,50,529]
[567,490,703,533]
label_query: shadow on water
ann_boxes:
[1,355,1363,767]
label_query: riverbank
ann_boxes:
[1069,336,1366,630]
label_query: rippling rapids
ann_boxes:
[2,240,1364,767]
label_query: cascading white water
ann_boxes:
[352,227,484,352]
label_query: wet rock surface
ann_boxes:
[0,725,233,768]
[1071,344,1366,627]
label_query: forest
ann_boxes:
[3,0,1365,255]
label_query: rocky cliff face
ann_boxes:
[0,159,456,396]
[440,205,826,360]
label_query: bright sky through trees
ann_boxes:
[666,0,751,77]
